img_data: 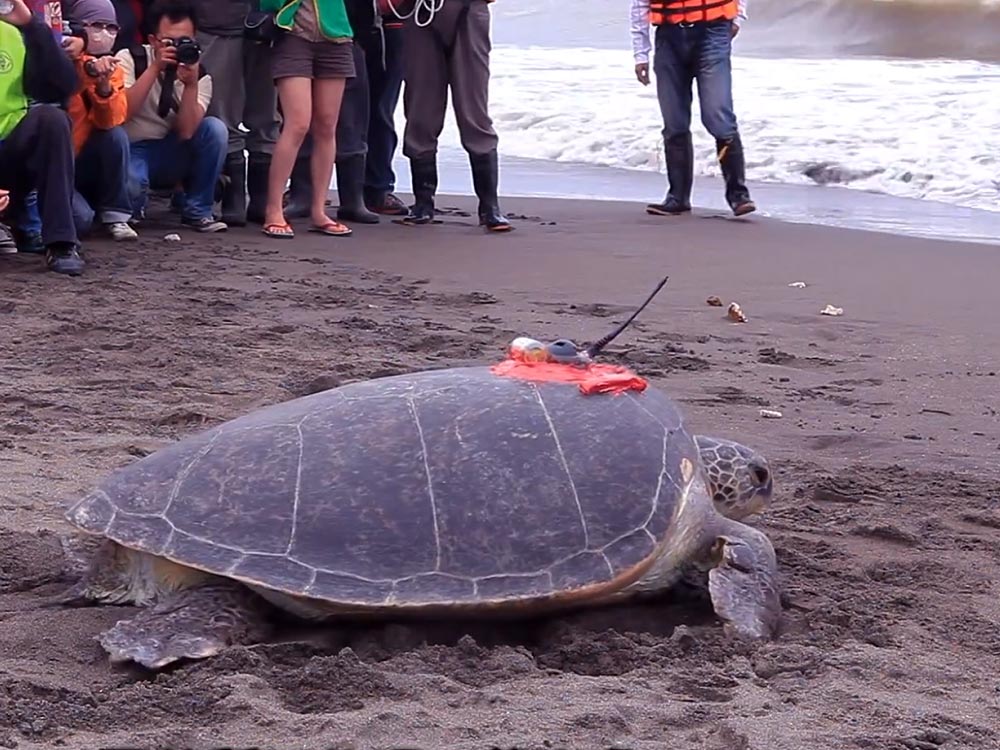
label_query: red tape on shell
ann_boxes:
[490,359,647,395]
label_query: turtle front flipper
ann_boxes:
[705,518,781,639]
[99,581,273,670]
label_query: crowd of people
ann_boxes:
[0,0,514,276]
[0,0,756,278]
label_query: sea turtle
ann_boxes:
[58,281,782,670]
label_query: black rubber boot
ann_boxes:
[717,133,756,216]
[646,132,693,215]
[336,154,380,224]
[283,154,312,219]
[404,157,437,224]
[246,151,271,225]
[469,150,512,232]
[219,151,247,226]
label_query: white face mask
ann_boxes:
[87,28,117,56]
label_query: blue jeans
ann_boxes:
[127,116,227,221]
[653,20,738,140]
[76,126,133,226]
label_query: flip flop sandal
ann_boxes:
[309,220,352,237]
[263,222,294,238]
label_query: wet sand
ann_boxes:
[1,195,999,750]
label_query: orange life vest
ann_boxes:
[650,0,738,25]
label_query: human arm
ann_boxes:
[630,0,652,84]
[172,63,209,141]
[117,45,176,120]
[4,1,80,103]
[79,57,129,129]
[734,0,747,36]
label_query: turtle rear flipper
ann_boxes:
[706,520,781,639]
[99,581,273,670]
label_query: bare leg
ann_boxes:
[308,77,347,230]
[99,580,273,670]
[264,76,313,231]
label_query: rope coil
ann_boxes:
[383,0,445,27]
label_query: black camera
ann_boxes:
[164,35,201,65]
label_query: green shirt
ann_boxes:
[261,0,353,40]
[0,23,28,140]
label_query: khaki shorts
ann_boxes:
[271,32,356,80]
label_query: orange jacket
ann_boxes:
[67,55,128,156]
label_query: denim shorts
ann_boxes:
[271,32,356,80]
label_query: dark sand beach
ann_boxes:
[1,195,999,750]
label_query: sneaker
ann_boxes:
[182,216,228,233]
[106,221,138,241]
[0,223,16,254]
[45,243,85,276]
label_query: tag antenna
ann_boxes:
[584,275,669,359]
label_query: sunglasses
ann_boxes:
[84,21,120,33]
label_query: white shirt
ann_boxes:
[629,0,748,65]
[115,45,214,143]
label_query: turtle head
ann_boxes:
[695,435,773,521]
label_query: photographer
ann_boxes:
[63,0,138,241]
[115,0,228,232]
[0,0,86,275]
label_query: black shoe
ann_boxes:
[365,190,408,216]
[45,242,85,276]
[717,133,756,216]
[469,150,512,232]
[646,131,693,215]
[405,157,437,224]
[283,154,312,219]
[220,151,248,226]
[336,154,380,224]
[182,215,228,233]
[246,151,271,225]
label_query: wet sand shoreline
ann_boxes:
[1,195,998,749]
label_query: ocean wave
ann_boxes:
[741,0,1000,64]
[430,46,1000,213]
[492,0,1000,65]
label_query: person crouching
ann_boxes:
[64,0,139,241]
[115,0,229,232]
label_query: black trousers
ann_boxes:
[0,105,78,247]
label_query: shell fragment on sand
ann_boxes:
[788,281,807,288]
[706,296,724,307]
[820,304,844,316]
[163,233,181,242]
[727,303,747,323]
[759,409,783,419]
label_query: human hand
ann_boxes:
[153,42,178,72]
[89,55,118,80]
[0,190,9,214]
[732,22,740,39]
[62,35,86,60]
[635,63,650,86]
[176,61,199,86]
[0,0,33,27]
